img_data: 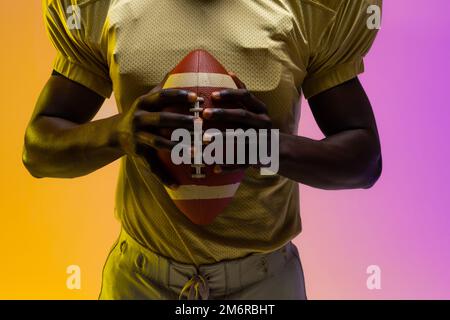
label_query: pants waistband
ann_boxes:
[116,228,299,299]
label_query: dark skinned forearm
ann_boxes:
[278,129,382,190]
[23,74,199,181]
[207,77,382,190]
[23,114,124,179]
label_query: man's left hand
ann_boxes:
[202,73,272,173]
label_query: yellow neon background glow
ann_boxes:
[0,2,120,299]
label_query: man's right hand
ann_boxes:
[23,72,196,182]
[115,80,198,188]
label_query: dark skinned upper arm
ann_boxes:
[29,71,105,125]
[307,77,382,188]
[308,78,380,140]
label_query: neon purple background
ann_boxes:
[293,0,450,299]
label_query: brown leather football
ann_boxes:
[157,50,245,225]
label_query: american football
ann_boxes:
[157,50,245,225]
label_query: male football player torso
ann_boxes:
[24,0,382,300]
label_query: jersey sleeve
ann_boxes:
[43,0,112,97]
[302,0,382,99]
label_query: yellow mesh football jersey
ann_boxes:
[43,0,381,265]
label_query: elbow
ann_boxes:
[353,132,383,190]
[22,130,45,179]
[22,145,43,179]
[360,154,383,189]
[339,152,382,190]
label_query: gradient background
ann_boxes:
[1,1,449,299]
